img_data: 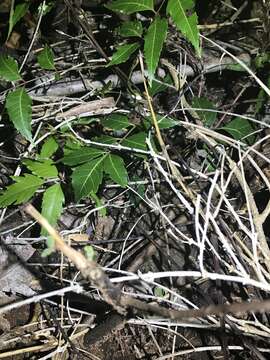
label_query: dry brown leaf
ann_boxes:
[5,31,21,49]
[67,233,89,242]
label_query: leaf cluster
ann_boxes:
[0,0,259,256]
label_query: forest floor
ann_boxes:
[0,0,270,359]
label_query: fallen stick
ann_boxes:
[24,203,270,323]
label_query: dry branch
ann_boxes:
[24,204,270,322]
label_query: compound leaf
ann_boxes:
[106,0,154,14]
[0,174,43,207]
[0,55,21,81]
[107,42,139,67]
[104,154,128,187]
[144,16,168,84]
[6,88,32,142]
[166,0,200,56]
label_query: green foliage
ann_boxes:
[39,137,59,159]
[1,0,261,261]
[68,142,131,201]
[144,17,168,84]
[107,42,140,66]
[23,159,58,178]
[0,0,202,258]
[254,52,270,69]
[154,286,166,297]
[0,137,60,208]
[148,74,173,96]
[42,236,55,257]
[0,134,63,256]
[6,88,32,142]
[191,97,217,127]
[41,184,64,236]
[37,45,55,70]
[220,117,255,144]
[90,192,107,216]
[39,1,55,16]
[106,0,154,14]
[7,2,29,39]
[122,132,147,150]
[101,113,130,130]
[84,245,96,261]
[62,147,106,166]
[72,156,105,201]
[166,0,200,56]
[0,175,43,207]
[94,135,118,144]
[145,114,179,129]
[0,55,21,81]
[107,0,200,84]
[103,154,128,187]
[119,21,143,37]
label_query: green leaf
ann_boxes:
[37,45,55,70]
[39,2,54,16]
[62,147,106,166]
[72,156,105,201]
[6,88,32,142]
[220,117,255,144]
[106,0,154,14]
[41,183,64,236]
[119,20,143,37]
[90,192,106,216]
[0,55,21,81]
[41,236,55,257]
[145,114,179,129]
[191,97,217,127]
[144,17,168,84]
[156,115,179,129]
[39,137,58,159]
[84,245,96,260]
[149,74,172,96]
[154,286,166,297]
[167,0,200,56]
[23,159,58,179]
[225,64,247,72]
[62,141,81,156]
[255,52,270,69]
[60,118,99,132]
[0,174,43,207]
[94,135,118,144]
[104,154,128,187]
[122,132,147,150]
[8,3,29,39]
[107,42,140,67]
[101,114,130,130]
